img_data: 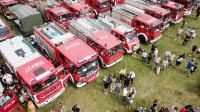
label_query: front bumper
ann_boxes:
[171,17,183,24]
[104,56,123,68]
[36,87,65,108]
[76,72,100,88]
[150,34,162,43]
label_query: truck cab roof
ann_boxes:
[163,1,184,10]
[70,18,122,50]
[57,38,97,67]
[36,22,75,46]
[48,6,71,16]
[16,56,55,86]
[67,1,91,12]
[0,0,18,6]
[135,14,163,27]
[0,36,41,69]
[146,5,171,16]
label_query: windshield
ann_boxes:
[105,44,123,57]
[163,13,171,21]
[0,91,12,107]
[31,75,58,93]
[125,31,137,43]
[76,59,98,77]
[97,1,110,9]
[59,13,73,22]
[0,27,9,36]
[153,24,163,32]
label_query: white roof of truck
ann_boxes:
[99,14,133,34]
[0,36,41,69]
[37,22,74,46]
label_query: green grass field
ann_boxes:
[1,14,200,112]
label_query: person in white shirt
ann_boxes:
[122,87,128,101]
[141,50,148,63]
[2,74,14,89]
[129,71,136,84]
[119,67,126,80]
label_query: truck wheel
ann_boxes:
[138,35,147,44]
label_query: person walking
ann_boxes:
[141,49,148,63]
[150,99,158,112]
[190,45,198,56]
[122,86,128,101]
[181,17,186,28]
[190,63,198,74]
[115,80,122,95]
[175,54,185,68]
[183,33,191,46]
[72,104,80,112]
[124,76,131,87]
[129,71,136,84]
[110,75,116,92]
[119,67,126,81]
[175,28,183,40]
[103,77,111,95]
[186,59,194,72]
[27,100,36,112]
[196,5,200,19]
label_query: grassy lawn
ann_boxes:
[0,14,200,112]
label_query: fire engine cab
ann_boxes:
[125,0,171,29]
[111,5,163,43]
[0,20,12,41]
[161,1,184,23]
[20,0,36,8]
[36,0,73,29]
[85,0,111,13]
[170,0,192,15]
[0,0,18,19]
[144,0,184,24]
[60,0,93,17]
[69,17,124,68]
[0,82,22,112]
[97,14,140,53]
[0,36,66,107]
[33,22,99,87]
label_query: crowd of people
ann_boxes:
[103,67,137,108]
[133,99,199,112]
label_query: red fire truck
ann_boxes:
[125,0,171,29]
[170,0,192,15]
[69,17,124,68]
[36,1,73,28]
[20,0,36,8]
[33,22,99,87]
[161,1,184,23]
[0,0,18,19]
[0,20,12,41]
[59,0,93,17]
[111,0,125,6]
[85,0,111,13]
[97,14,140,53]
[111,5,163,43]
[0,36,67,107]
[143,0,184,24]
[0,82,23,112]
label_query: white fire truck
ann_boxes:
[33,22,99,87]
[111,5,163,43]
[69,17,124,68]
[0,36,67,107]
[97,14,140,53]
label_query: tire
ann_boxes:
[138,35,147,44]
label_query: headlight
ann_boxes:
[92,62,96,67]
